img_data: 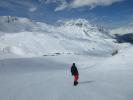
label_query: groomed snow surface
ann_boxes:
[0,47,133,100]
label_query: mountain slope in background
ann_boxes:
[0,16,117,57]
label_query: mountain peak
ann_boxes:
[58,19,91,27]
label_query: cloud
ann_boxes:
[111,26,133,35]
[44,0,124,11]
[111,14,133,34]
[54,0,68,11]
[42,0,58,4]
[29,7,37,12]
[0,0,37,12]
[0,0,13,7]
[0,0,124,12]
[70,0,124,8]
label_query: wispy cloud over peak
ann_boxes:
[43,0,124,11]
[54,0,68,11]
[70,0,124,8]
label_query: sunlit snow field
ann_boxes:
[0,16,133,100]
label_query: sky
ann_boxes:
[0,0,133,29]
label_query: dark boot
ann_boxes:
[74,81,78,86]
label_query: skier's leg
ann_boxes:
[75,75,79,85]
[74,75,79,86]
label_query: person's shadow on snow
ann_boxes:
[79,81,95,84]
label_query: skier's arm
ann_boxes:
[71,67,73,76]
[76,67,79,75]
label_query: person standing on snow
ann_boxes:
[71,63,79,86]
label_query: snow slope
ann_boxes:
[0,16,132,100]
[0,16,116,57]
[0,46,133,100]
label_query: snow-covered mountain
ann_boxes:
[0,16,117,57]
[0,17,133,100]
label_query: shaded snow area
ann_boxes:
[0,47,133,100]
[0,16,116,57]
